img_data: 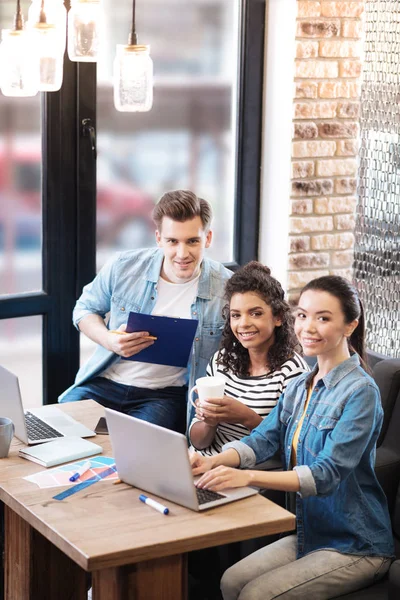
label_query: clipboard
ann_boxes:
[122,312,199,368]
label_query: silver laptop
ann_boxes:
[0,365,96,445]
[105,408,258,511]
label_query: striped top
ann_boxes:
[189,351,309,456]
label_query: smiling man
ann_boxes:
[59,190,232,434]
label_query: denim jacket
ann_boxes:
[224,354,394,559]
[59,248,231,423]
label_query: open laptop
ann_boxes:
[105,407,258,511]
[0,365,96,445]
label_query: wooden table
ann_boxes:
[0,400,295,600]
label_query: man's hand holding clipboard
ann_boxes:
[107,324,157,359]
[119,312,199,368]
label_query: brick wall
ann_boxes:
[288,0,364,298]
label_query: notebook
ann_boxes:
[18,436,103,467]
[0,365,96,445]
[105,408,258,511]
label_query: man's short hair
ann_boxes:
[152,190,213,232]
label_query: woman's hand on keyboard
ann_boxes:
[195,466,251,492]
[189,450,215,477]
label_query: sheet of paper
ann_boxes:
[24,456,118,489]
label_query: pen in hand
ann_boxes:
[139,494,169,515]
[69,461,92,482]
[109,330,157,340]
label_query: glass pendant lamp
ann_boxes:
[114,45,153,112]
[68,0,103,62]
[0,1,38,97]
[113,0,153,112]
[26,1,64,92]
[33,28,63,92]
[28,0,67,53]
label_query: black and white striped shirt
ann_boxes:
[189,351,309,456]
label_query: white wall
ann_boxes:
[259,0,297,290]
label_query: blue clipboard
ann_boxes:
[122,312,199,368]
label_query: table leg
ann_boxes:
[92,553,188,600]
[5,505,87,600]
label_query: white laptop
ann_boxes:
[0,365,96,445]
[105,407,258,511]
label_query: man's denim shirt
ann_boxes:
[59,248,231,424]
[224,354,394,559]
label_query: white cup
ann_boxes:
[189,376,225,408]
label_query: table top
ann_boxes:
[0,400,295,572]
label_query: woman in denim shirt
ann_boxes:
[191,275,394,600]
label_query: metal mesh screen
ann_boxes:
[353,0,400,357]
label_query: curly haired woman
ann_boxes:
[189,261,308,455]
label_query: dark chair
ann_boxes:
[367,348,387,370]
[373,358,400,513]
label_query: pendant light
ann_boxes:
[67,0,103,62]
[0,0,38,97]
[28,0,67,53]
[113,0,153,112]
[31,1,64,92]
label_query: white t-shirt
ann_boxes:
[102,275,199,389]
[189,350,309,456]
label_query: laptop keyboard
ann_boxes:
[196,487,226,505]
[25,412,63,441]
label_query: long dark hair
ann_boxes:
[300,275,369,371]
[217,261,299,376]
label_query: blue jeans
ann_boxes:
[221,534,391,600]
[60,377,188,434]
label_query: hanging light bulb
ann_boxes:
[28,0,67,54]
[31,2,64,92]
[114,45,153,112]
[113,0,153,112]
[0,1,38,97]
[68,0,103,62]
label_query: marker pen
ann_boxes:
[139,494,169,515]
[69,461,92,482]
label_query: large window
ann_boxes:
[96,0,239,266]
[0,1,43,405]
[0,0,42,297]
[0,0,264,402]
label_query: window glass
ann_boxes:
[0,1,42,295]
[0,316,43,409]
[96,0,238,268]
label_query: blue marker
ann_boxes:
[139,494,169,515]
[69,460,92,482]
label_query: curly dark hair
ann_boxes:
[217,261,300,376]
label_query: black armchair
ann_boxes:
[374,358,400,513]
